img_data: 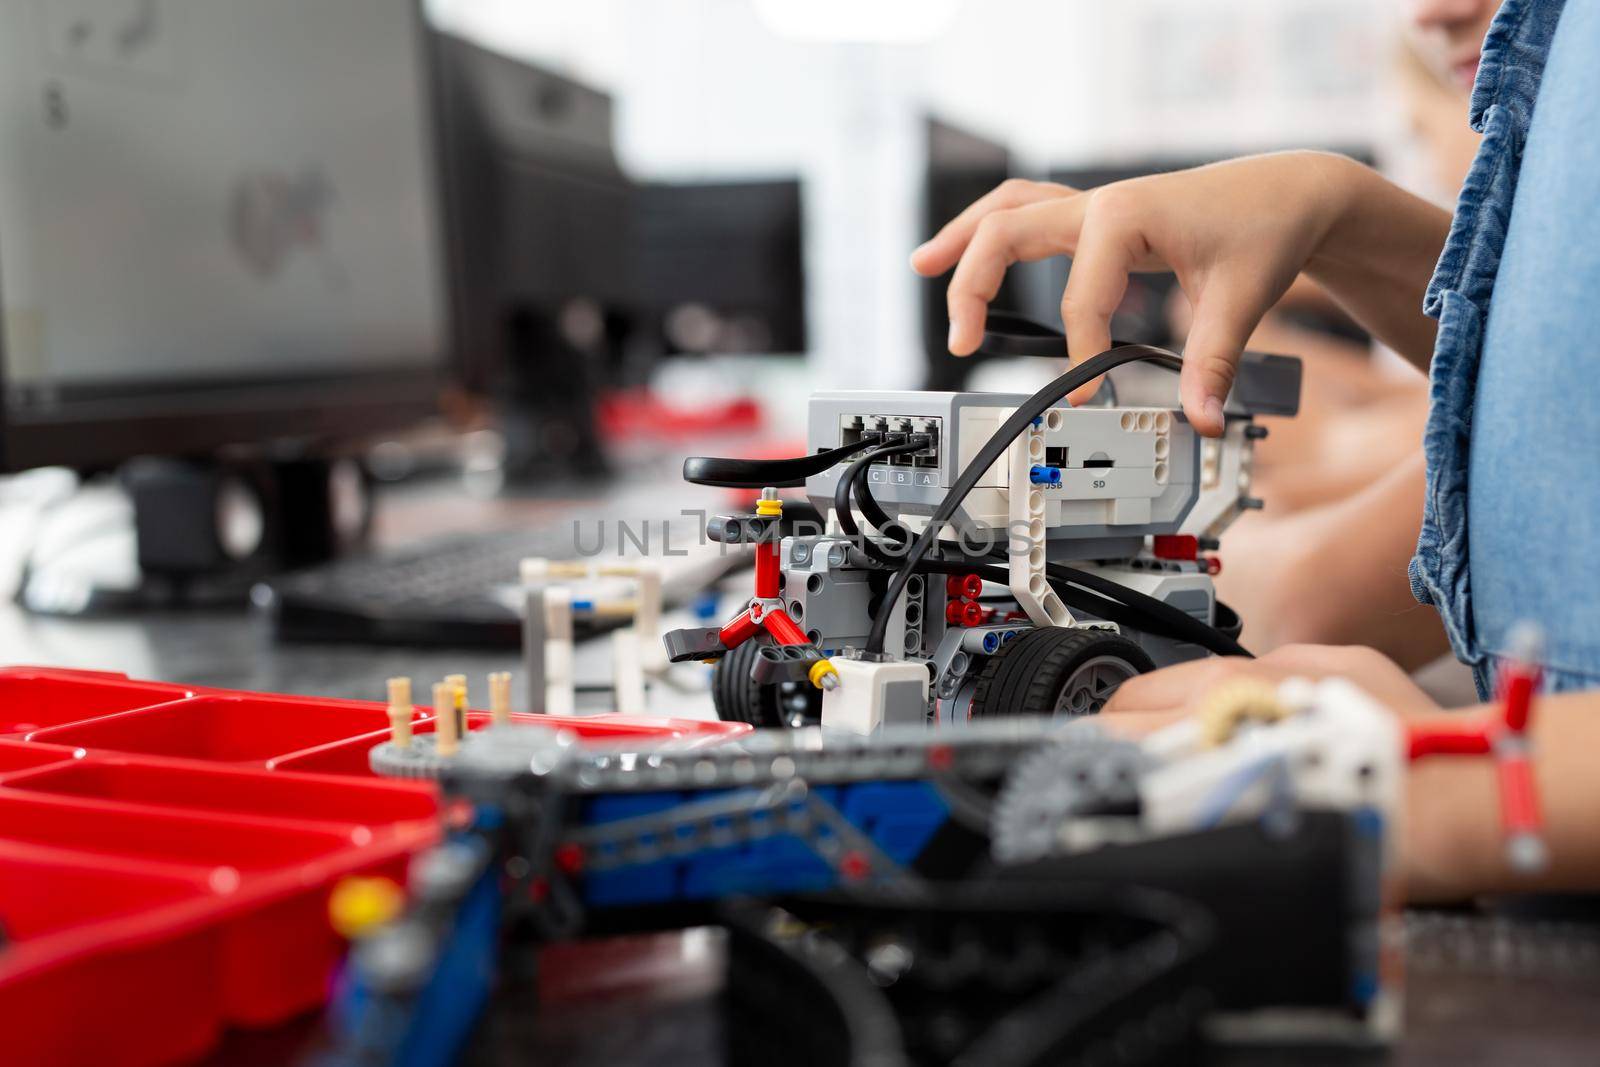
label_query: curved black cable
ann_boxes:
[1043,561,1248,656]
[979,310,1140,360]
[849,463,920,566]
[833,438,928,566]
[865,343,1184,655]
[684,437,881,489]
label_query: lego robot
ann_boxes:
[664,327,1302,732]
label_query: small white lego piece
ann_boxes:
[630,559,665,676]
[543,587,576,717]
[820,657,930,735]
[611,630,646,715]
[1139,677,1404,866]
[432,680,459,757]
[1181,419,1255,544]
[488,671,512,727]
[386,676,413,749]
[521,556,665,713]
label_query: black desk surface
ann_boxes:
[3,481,1597,1066]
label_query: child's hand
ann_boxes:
[911,152,1372,436]
[1101,642,1441,720]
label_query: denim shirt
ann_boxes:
[1410,0,1600,697]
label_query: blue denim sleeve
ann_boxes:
[1468,0,1600,694]
[1408,0,1566,698]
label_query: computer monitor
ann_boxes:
[919,117,1028,391]
[429,33,808,479]
[633,179,807,359]
[0,0,448,474]
[428,31,631,479]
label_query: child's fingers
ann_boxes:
[1102,656,1251,715]
[1061,215,1138,403]
[1178,274,1258,436]
[1096,708,1191,739]
[943,196,1090,356]
[911,178,1074,278]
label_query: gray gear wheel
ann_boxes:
[368,725,578,781]
[990,727,1151,864]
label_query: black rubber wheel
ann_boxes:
[968,627,1156,719]
[711,641,821,729]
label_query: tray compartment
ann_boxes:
[0,841,208,940]
[0,739,81,778]
[217,850,415,1025]
[5,758,437,828]
[0,792,355,872]
[0,669,190,735]
[0,842,223,1067]
[29,694,408,763]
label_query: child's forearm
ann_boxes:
[1405,691,1600,902]
[1305,156,1453,370]
[1244,450,1449,669]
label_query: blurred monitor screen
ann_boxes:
[0,0,447,471]
[920,117,1022,390]
[635,179,807,356]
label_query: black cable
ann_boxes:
[833,438,928,567]
[1045,561,1249,657]
[850,462,905,541]
[848,455,931,570]
[865,343,1184,655]
[683,437,882,489]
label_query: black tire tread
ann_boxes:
[969,627,1155,719]
[711,641,781,727]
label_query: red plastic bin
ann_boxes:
[0,664,746,1065]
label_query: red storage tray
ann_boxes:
[0,665,748,1066]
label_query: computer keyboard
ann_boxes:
[259,521,745,649]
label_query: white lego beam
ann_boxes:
[1007,409,1073,628]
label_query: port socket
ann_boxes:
[839,414,866,450]
[837,413,941,471]
[887,419,916,464]
[911,418,940,467]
